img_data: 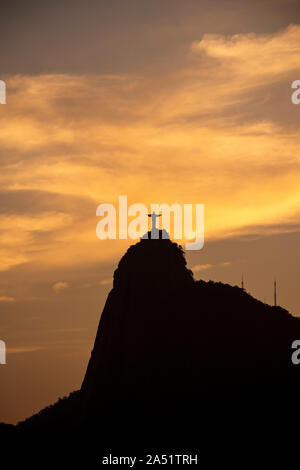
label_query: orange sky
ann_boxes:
[0,0,300,424]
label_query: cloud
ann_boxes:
[0,295,15,302]
[192,25,300,80]
[6,346,45,354]
[52,281,69,293]
[220,261,232,267]
[99,278,112,286]
[0,25,299,275]
[192,264,214,273]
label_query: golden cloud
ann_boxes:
[0,295,15,302]
[0,25,299,272]
[52,281,69,293]
[192,264,214,272]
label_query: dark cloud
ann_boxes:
[1,0,300,75]
[0,189,94,216]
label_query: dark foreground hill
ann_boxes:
[2,236,300,463]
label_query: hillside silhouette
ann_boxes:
[2,236,300,462]
[80,237,300,423]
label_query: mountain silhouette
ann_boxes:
[79,237,300,427]
[2,236,300,463]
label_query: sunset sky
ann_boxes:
[1,0,300,424]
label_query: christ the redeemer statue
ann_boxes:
[141,211,169,240]
[148,211,161,231]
